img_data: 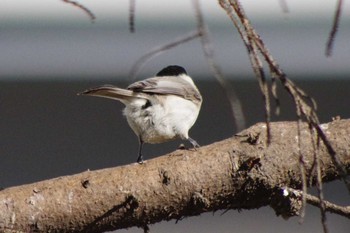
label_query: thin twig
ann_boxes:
[297,120,307,223]
[129,0,136,33]
[129,30,201,80]
[286,187,350,219]
[312,128,329,233]
[193,0,246,132]
[220,0,273,143]
[62,0,96,22]
[143,225,150,233]
[271,72,280,115]
[326,0,343,57]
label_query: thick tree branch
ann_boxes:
[1,120,350,232]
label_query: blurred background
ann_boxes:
[0,0,349,232]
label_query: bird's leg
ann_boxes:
[137,138,144,164]
[188,137,200,149]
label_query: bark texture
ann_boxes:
[1,120,350,232]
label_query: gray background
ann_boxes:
[1,1,350,232]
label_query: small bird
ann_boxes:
[78,65,202,163]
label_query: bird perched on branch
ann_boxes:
[78,65,202,163]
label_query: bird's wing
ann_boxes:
[78,85,148,101]
[127,77,201,102]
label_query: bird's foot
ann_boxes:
[137,154,144,164]
[188,137,200,150]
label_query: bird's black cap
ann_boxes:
[156,65,187,77]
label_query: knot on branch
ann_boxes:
[81,179,90,189]
[270,187,302,219]
[124,194,140,212]
[238,157,261,172]
[236,122,268,147]
[159,168,171,186]
[189,192,210,210]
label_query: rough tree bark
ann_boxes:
[1,120,349,233]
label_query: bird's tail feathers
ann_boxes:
[78,85,145,102]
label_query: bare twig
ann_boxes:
[326,0,343,57]
[271,73,280,115]
[297,120,307,223]
[286,187,350,219]
[129,30,201,80]
[143,225,150,233]
[192,0,246,132]
[313,130,329,233]
[218,0,271,142]
[129,0,136,33]
[61,0,96,22]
